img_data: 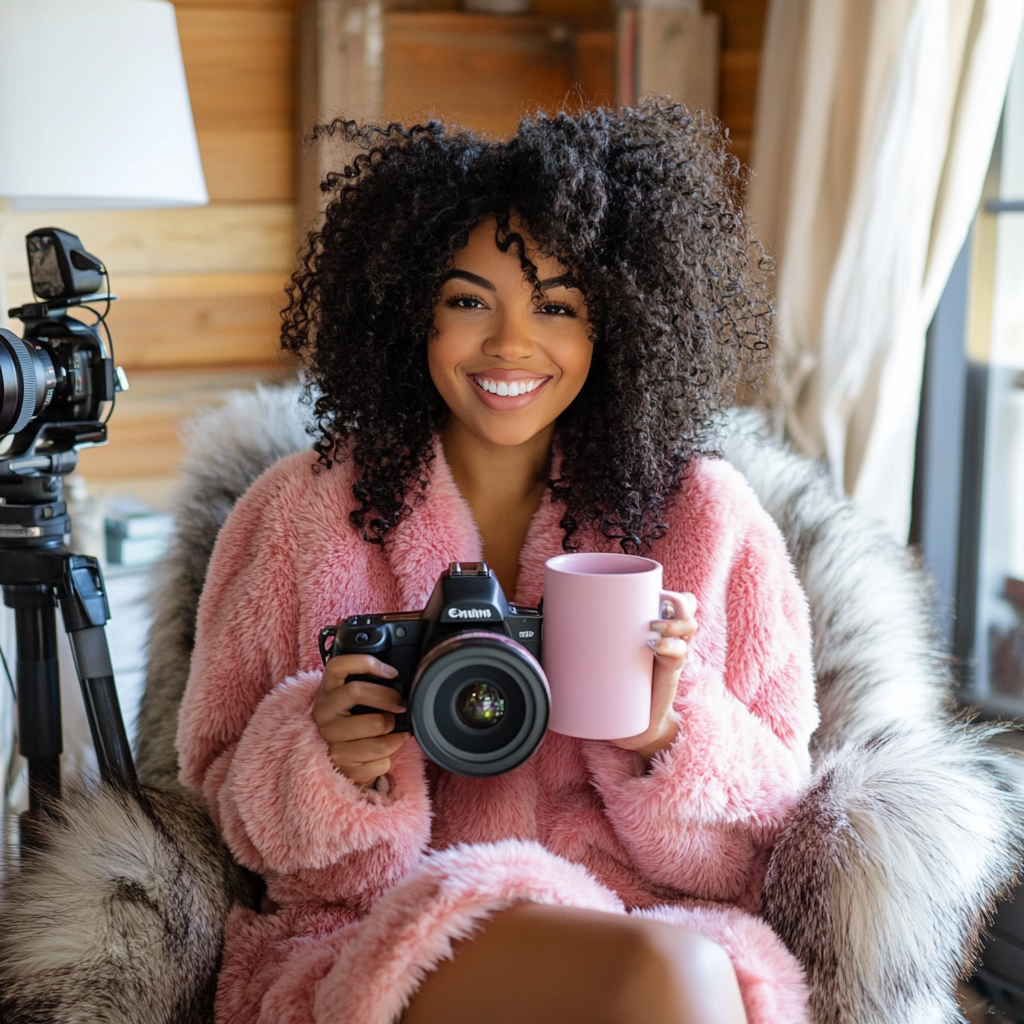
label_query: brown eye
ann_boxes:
[538,301,578,317]
[448,293,486,309]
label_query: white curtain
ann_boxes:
[750,0,1024,541]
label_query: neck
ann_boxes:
[440,417,554,509]
[440,417,553,597]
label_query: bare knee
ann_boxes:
[403,904,747,1024]
[609,919,748,1024]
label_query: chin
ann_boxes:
[467,416,549,448]
[481,426,547,447]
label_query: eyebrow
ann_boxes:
[443,269,495,291]
[442,269,580,291]
[538,274,578,290]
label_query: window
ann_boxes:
[917,30,1024,711]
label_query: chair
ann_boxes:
[0,383,1020,1024]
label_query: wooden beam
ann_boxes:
[626,9,721,116]
[296,0,385,233]
[1,205,297,278]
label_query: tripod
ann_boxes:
[0,464,136,851]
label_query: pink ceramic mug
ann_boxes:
[542,552,688,740]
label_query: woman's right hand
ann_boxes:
[314,655,410,787]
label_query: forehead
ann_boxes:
[449,217,565,276]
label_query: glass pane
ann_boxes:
[978,36,1024,704]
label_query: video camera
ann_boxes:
[0,228,136,843]
[2,227,126,503]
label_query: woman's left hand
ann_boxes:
[611,594,698,765]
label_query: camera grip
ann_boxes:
[318,625,411,732]
[346,674,411,733]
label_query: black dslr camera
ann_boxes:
[2,228,122,475]
[320,562,548,777]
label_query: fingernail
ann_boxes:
[650,637,686,654]
[384,665,399,678]
[650,620,668,633]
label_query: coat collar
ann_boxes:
[383,439,567,610]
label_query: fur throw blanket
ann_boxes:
[0,384,1020,1024]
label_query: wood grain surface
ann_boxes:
[384,12,575,137]
[177,7,296,201]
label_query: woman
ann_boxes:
[176,103,817,1024]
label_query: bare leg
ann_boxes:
[402,903,748,1024]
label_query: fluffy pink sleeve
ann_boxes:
[175,458,430,900]
[583,461,818,903]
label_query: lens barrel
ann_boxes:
[0,329,53,436]
[410,632,549,776]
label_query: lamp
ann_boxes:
[0,0,207,210]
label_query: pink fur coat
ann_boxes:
[176,445,819,1024]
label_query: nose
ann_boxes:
[482,306,536,361]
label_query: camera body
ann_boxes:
[3,228,118,463]
[321,562,548,777]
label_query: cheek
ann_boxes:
[563,334,594,392]
[427,327,459,390]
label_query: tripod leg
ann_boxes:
[59,556,137,786]
[67,626,136,785]
[4,584,61,815]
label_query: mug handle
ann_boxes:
[658,590,691,621]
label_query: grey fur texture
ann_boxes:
[0,784,243,1024]
[0,388,1020,1024]
[721,411,1024,1024]
[135,383,315,791]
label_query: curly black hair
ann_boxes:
[282,100,772,552]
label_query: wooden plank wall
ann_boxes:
[378,0,766,158]
[704,0,767,167]
[384,12,577,138]
[0,0,764,500]
[1,0,303,496]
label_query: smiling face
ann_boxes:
[429,217,593,449]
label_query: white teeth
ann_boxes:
[473,376,544,395]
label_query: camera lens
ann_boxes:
[0,329,54,435]
[409,632,549,777]
[455,681,506,729]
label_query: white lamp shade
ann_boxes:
[0,0,208,209]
